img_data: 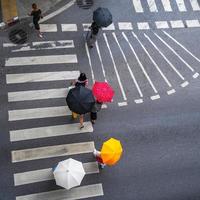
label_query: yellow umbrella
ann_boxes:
[100,138,123,166]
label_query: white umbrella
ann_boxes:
[53,158,86,190]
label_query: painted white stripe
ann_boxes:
[134,99,143,104]
[102,23,115,30]
[137,22,150,30]
[6,71,79,84]
[190,0,200,11]
[193,72,199,78]
[186,20,200,27]
[163,31,200,64]
[61,24,77,31]
[150,94,160,100]
[132,0,143,12]
[83,23,91,31]
[103,33,127,101]
[160,0,173,11]
[167,89,176,95]
[176,0,187,11]
[155,21,169,29]
[14,162,99,186]
[147,0,158,12]
[122,32,158,94]
[154,33,194,72]
[10,122,93,142]
[133,32,172,87]
[5,55,77,66]
[12,141,95,163]
[144,33,185,80]
[40,24,57,32]
[118,22,133,30]
[16,184,104,200]
[118,102,128,106]
[170,20,184,28]
[181,81,189,87]
[3,43,28,47]
[113,32,143,98]
[8,88,67,102]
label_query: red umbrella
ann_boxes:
[92,81,114,102]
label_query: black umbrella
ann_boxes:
[93,7,112,27]
[66,86,95,114]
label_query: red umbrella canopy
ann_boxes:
[92,81,115,103]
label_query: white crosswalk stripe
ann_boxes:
[175,0,187,12]
[132,0,143,12]
[190,0,200,11]
[147,0,158,12]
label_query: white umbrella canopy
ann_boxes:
[53,158,86,190]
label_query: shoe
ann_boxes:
[91,120,95,124]
[38,34,43,38]
[80,125,84,129]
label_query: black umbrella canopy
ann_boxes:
[66,86,95,114]
[93,7,112,27]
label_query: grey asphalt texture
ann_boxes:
[0,0,200,199]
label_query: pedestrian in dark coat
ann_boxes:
[87,21,100,48]
[90,101,102,124]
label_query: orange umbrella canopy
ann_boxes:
[101,138,123,166]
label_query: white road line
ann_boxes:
[40,24,57,32]
[113,32,143,98]
[118,102,128,106]
[102,23,115,30]
[170,20,184,28]
[185,20,200,27]
[175,0,187,11]
[137,22,150,30]
[118,22,133,30]
[6,71,79,84]
[83,24,91,31]
[103,33,127,101]
[14,162,99,186]
[150,94,160,100]
[10,122,93,142]
[3,43,28,47]
[181,81,189,87]
[122,32,158,94]
[8,88,67,102]
[155,21,169,29]
[133,32,172,87]
[134,99,143,104]
[5,55,77,66]
[190,0,200,11]
[144,33,185,80]
[163,31,200,64]
[8,106,72,121]
[12,141,95,163]
[147,0,158,12]
[132,0,143,12]
[193,72,199,78]
[16,184,103,200]
[85,42,95,84]
[160,0,173,12]
[61,24,77,31]
[167,89,176,95]
[154,33,194,72]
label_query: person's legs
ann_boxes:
[34,21,43,38]
[79,114,84,129]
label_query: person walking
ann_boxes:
[90,101,102,124]
[93,148,106,169]
[87,21,100,48]
[28,3,43,38]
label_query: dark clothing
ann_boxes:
[31,9,42,30]
[90,102,102,121]
[90,112,97,120]
[75,81,87,87]
[91,22,99,35]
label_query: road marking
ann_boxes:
[40,24,57,32]
[12,141,95,162]
[14,162,99,186]
[155,21,169,29]
[6,71,79,84]
[8,88,67,102]
[134,99,143,104]
[147,0,158,12]
[160,0,173,12]
[5,55,77,66]
[83,23,91,31]
[144,33,185,80]
[3,43,28,47]
[103,33,127,101]
[118,102,128,106]
[132,0,143,12]
[170,20,184,28]
[186,19,200,27]
[10,122,93,142]
[150,94,160,100]
[113,32,143,98]
[123,32,158,94]
[137,22,150,30]
[118,22,133,30]
[176,0,187,12]
[154,33,194,72]
[102,23,115,30]
[181,81,189,87]
[193,72,199,78]
[167,89,176,95]
[61,24,77,31]
[190,0,200,11]
[16,183,103,200]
